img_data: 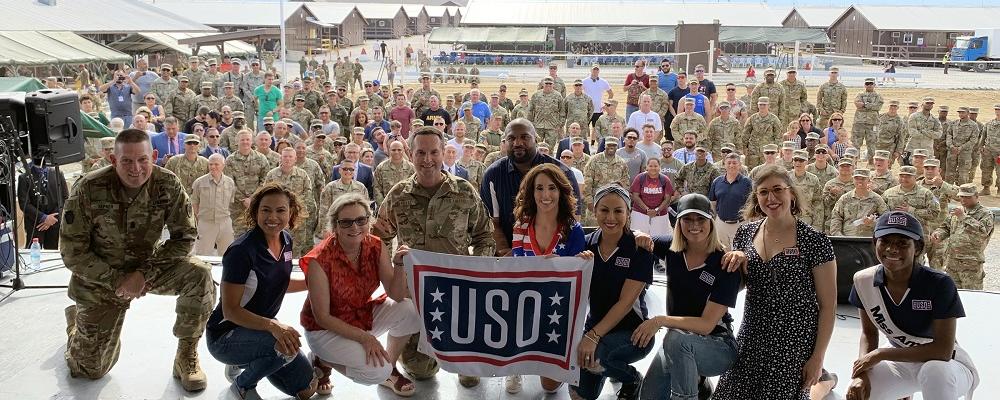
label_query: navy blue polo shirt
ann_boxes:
[585,231,654,333]
[481,152,582,247]
[206,227,294,340]
[652,236,740,328]
[849,264,965,341]
[708,174,753,222]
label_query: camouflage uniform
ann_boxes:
[981,115,1000,191]
[410,87,441,116]
[528,89,567,149]
[823,176,856,232]
[853,89,884,159]
[946,117,980,184]
[582,153,629,225]
[302,89,324,116]
[673,161,720,197]
[290,107,316,130]
[740,112,783,168]
[61,167,214,381]
[194,94,219,113]
[642,87,671,130]
[460,115,483,143]
[376,173,495,379]
[306,146,337,177]
[788,170,825,231]
[478,129,503,154]
[828,190,889,236]
[594,113,625,139]
[296,157,327,206]
[917,172,959,269]
[373,160,415,205]
[224,150,270,234]
[259,150,280,169]
[241,70,266,125]
[968,113,985,184]
[149,77,178,106]
[669,113,708,145]
[218,94,245,113]
[167,88,197,122]
[564,92,594,133]
[749,82,783,114]
[460,158,486,190]
[490,103,511,128]
[706,116,742,158]
[882,184,940,236]
[934,193,994,289]
[870,170,897,195]
[219,125,246,153]
[538,76,567,97]
[265,166,315,257]
[779,78,808,125]
[905,112,942,153]
[164,155,209,195]
[186,65,205,93]
[875,112,907,162]
[816,80,847,127]
[328,103,350,132]
[807,163,837,188]
[201,70,222,95]
[511,101,531,121]
[315,180,369,240]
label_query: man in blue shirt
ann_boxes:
[129,58,160,114]
[100,70,141,127]
[708,153,752,248]
[656,59,678,94]
[458,89,491,129]
[683,80,709,118]
[480,118,582,256]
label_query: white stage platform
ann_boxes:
[1,251,996,400]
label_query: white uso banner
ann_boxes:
[403,249,593,384]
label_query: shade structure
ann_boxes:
[109,32,258,56]
[0,31,130,66]
[428,27,548,45]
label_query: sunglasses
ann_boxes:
[865,82,875,85]
[816,149,828,154]
[341,167,355,172]
[335,215,369,228]
[831,118,843,121]
[800,119,811,123]
[764,151,777,155]
[625,136,638,140]
[560,155,572,159]
[726,89,736,91]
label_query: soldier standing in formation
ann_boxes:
[740,97,783,168]
[946,107,980,184]
[164,136,209,195]
[264,147,315,257]
[906,98,943,161]
[749,67,783,115]
[917,158,959,269]
[853,78,884,163]
[875,100,906,166]
[779,68,807,126]
[980,104,1000,195]
[167,76,197,122]
[528,77,566,150]
[815,68,846,128]
[61,129,214,391]
[706,103,742,159]
[372,140,414,205]
[932,184,994,289]
[564,79,594,138]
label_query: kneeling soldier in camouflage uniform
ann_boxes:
[61,129,215,391]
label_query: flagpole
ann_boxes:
[280,0,287,82]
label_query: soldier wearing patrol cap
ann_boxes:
[594,99,623,142]
[917,158,959,269]
[219,111,248,152]
[905,97,942,162]
[488,92,511,128]
[749,67,783,114]
[816,67,847,128]
[459,138,486,188]
[216,58,242,98]
[853,77,884,163]
[348,95,370,129]
[529,77,568,150]
[564,79,594,137]
[780,67,808,126]
[911,148,930,179]
[167,75,197,122]
[775,140,798,171]
[410,74,440,117]
[875,100,906,166]
[539,62,567,96]
[240,59,265,125]
[218,81,245,114]
[670,97,708,148]
[225,130,271,234]
[570,136,591,167]
[290,94,316,130]
[822,157,857,231]
[642,74,670,136]
[86,137,117,173]
[904,100,920,126]
[299,76,324,116]
[932,183,994,289]
[979,103,1000,195]
[946,106,980,184]
[967,107,985,184]
[511,89,531,120]
[807,143,836,184]
[749,143,780,181]
[150,64,178,108]
[201,58,222,96]
[479,114,505,153]
[931,104,951,173]
[707,101,742,159]
[712,142,746,174]
[829,167,889,236]
[883,165,940,239]
[164,135,210,195]
[582,136,630,225]
[804,131,821,159]
[674,142,720,197]
[185,56,204,92]
[61,129,215,390]
[870,150,897,195]
[788,149,825,231]
[195,81,219,112]
[741,96,783,168]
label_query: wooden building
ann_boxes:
[356,4,409,39]
[297,3,367,48]
[426,6,452,28]
[827,6,1000,60]
[403,5,430,35]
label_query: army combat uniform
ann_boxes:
[164,154,209,195]
[265,166,315,257]
[829,180,889,236]
[815,76,847,128]
[740,102,783,168]
[61,166,214,388]
[980,108,1000,194]
[933,184,994,289]
[875,107,907,166]
[373,159,415,205]
[917,161,959,269]
[946,112,980,185]
[852,82,883,160]
[788,165,825,231]
[224,150,270,235]
[582,151,629,225]
[528,83,567,150]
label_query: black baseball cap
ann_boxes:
[873,211,923,241]
[675,193,714,219]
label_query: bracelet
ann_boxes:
[584,334,600,345]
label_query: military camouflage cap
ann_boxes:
[830,67,839,72]
[907,101,919,107]
[605,99,618,107]
[573,79,583,86]
[232,111,245,119]
[969,107,980,113]
[994,103,1000,110]
[188,56,200,62]
[463,138,477,147]
[648,74,659,81]
[310,119,323,127]
[805,132,820,141]
[280,117,294,125]
[490,92,499,98]
[924,158,940,167]
[160,63,172,70]
[334,137,348,144]
[899,166,917,175]
[815,143,830,150]
[792,150,808,160]
[462,102,473,110]
[178,75,189,82]
[957,106,969,113]
[786,67,797,73]
[864,78,876,84]
[352,127,365,134]
[519,89,529,96]
[420,74,430,80]
[184,135,201,145]
[761,144,779,153]
[99,136,115,149]
[721,143,736,152]
[591,64,600,70]
[938,105,949,111]
[231,58,241,64]
[542,77,554,84]
[888,100,899,106]
[688,79,700,86]
[476,144,488,151]
[912,149,929,157]
[263,116,274,124]
[718,102,731,109]
[314,132,327,138]
[683,97,695,103]
[764,67,776,75]
[922,97,935,103]
[757,96,770,105]
[207,58,218,65]
[838,158,854,166]
[357,95,369,101]
[782,141,797,150]
[604,136,620,146]
[844,147,859,157]
[873,150,890,160]
[571,137,585,144]
[853,168,870,178]
[548,62,558,68]
[200,82,213,89]
[294,94,305,101]
[411,120,425,127]
[223,81,235,88]
[957,183,978,197]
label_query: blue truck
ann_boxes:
[951,28,1000,72]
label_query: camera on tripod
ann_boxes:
[0,89,86,169]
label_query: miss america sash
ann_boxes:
[853,266,979,398]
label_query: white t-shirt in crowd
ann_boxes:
[627,110,662,132]
[581,77,612,110]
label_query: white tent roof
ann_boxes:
[460,0,787,27]
[149,1,299,27]
[843,6,1000,32]
[0,0,212,33]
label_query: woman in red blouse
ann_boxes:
[301,193,420,397]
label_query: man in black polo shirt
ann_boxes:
[480,118,583,256]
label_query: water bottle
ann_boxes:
[30,238,41,271]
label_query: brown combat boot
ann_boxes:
[173,338,207,391]
[64,305,77,337]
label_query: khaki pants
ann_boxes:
[715,217,744,251]
[194,218,234,256]
[66,257,215,379]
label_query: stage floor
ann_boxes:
[1,252,996,400]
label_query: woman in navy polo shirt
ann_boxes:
[205,183,319,400]
[846,211,977,400]
[506,164,588,394]
[570,184,655,400]
[634,194,742,400]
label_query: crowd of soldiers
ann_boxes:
[71,56,996,294]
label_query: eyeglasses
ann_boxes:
[560,155,572,159]
[799,119,811,123]
[831,118,843,121]
[335,215,369,228]
[756,186,790,198]
[341,167,355,172]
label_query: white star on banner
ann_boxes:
[430,308,444,322]
[546,329,561,343]
[547,310,562,325]
[557,243,566,250]
[549,292,563,306]
[430,327,444,340]
[430,288,445,303]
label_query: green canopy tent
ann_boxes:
[0,77,114,139]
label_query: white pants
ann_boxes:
[714,217,744,251]
[630,211,673,237]
[194,218,234,256]
[305,298,423,385]
[867,359,975,400]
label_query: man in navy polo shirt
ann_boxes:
[481,118,582,256]
[846,211,976,400]
[709,153,752,248]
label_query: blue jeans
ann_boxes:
[626,104,639,120]
[571,330,654,400]
[640,328,738,400]
[206,327,314,396]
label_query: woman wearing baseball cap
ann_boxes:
[845,211,978,400]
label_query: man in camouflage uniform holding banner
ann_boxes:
[61,129,215,391]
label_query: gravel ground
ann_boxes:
[981,228,1000,292]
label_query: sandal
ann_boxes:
[312,354,333,396]
[380,368,416,397]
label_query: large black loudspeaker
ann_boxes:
[830,236,879,304]
[23,89,84,165]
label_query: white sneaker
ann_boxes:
[505,375,523,394]
[228,382,263,400]
[225,364,242,383]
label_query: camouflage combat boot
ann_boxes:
[64,304,77,337]
[173,338,207,391]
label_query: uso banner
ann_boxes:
[404,249,593,384]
